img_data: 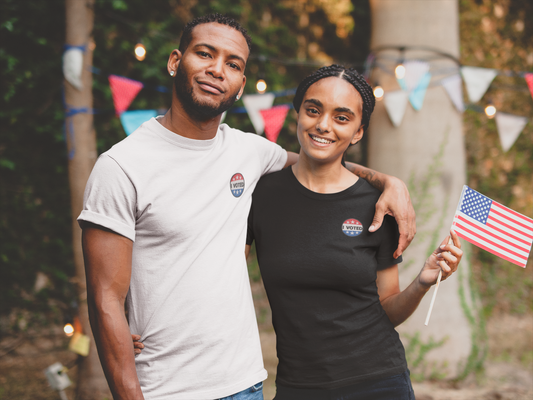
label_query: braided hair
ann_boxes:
[292,65,375,133]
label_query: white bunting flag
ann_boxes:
[441,74,465,112]
[460,66,498,103]
[402,60,430,92]
[63,48,84,90]
[495,112,528,152]
[384,90,409,127]
[243,93,275,134]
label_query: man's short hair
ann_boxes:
[179,13,252,55]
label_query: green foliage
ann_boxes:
[403,332,448,381]
[459,0,533,317]
[0,0,76,326]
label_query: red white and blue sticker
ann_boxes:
[342,219,363,237]
[230,173,245,197]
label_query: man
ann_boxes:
[79,14,415,400]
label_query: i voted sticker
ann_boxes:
[230,173,245,197]
[342,219,363,237]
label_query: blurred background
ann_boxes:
[0,0,531,399]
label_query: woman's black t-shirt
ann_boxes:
[246,167,407,390]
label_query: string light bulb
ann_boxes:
[134,42,146,61]
[373,84,384,101]
[256,79,267,94]
[485,103,496,119]
[63,323,74,337]
[395,64,405,79]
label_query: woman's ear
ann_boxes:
[351,125,364,145]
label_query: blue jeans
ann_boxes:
[274,370,414,400]
[217,382,264,400]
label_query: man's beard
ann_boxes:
[174,64,239,121]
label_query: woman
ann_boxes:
[135,65,462,400]
[245,65,462,400]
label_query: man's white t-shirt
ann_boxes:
[78,117,287,399]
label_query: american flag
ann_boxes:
[452,186,533,268]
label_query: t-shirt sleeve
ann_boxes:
[251,134,287,176]
[77,154,137,241]
[376,215,402,270]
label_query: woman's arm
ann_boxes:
[377,230,462,327]
[345,162,416,259]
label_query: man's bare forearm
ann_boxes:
[83,226,143,399]
[345,162,385,192]
[88,299,144,399]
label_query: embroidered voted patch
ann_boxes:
[342,219,363,237]
[230,173,245,197]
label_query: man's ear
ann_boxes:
[238,75,247,99]
[351,125,364,145]
[167,49,182,76]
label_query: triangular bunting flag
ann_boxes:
[242,93,275,134]
[441,74,465,112]
[260,105,290,142]
[409,72,431,111]
[495,112,528,152]
[525,73,533,101]
[63,48,84,90]
[460,66,497,103]
[109,75,144,115]
[119,110,157,136]
[402,60,430,92]
[383,90,409,127]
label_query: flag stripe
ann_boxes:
[456,215,531,251]
[490,208,533,232]
[454,221,529,261]
[492,202,533,226]
[488,214,533,241]
[454,229,526,268]
[485,221,533,247]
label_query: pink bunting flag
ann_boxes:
[525,73,533,100]
[260,105,290,142]
[108,75,144,115]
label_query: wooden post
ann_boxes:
[64,0,110,398]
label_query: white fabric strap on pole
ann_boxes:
[460,66,498,103]
[441,74,465,112]
[383,90,409,127]
[242,93,275,135]
[63,48,84,90]
[495,112,528,152]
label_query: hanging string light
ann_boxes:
[395,63,405,79]
[256,79,267,94]
[373,83,384,101]
[394,47,406,79]
[134,42,146,61]
[485,102,497,118]
[63,323,74,337]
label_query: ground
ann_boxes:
[0,281,531,399]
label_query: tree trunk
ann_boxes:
[367,0,480,378]
[64,0,111,397]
